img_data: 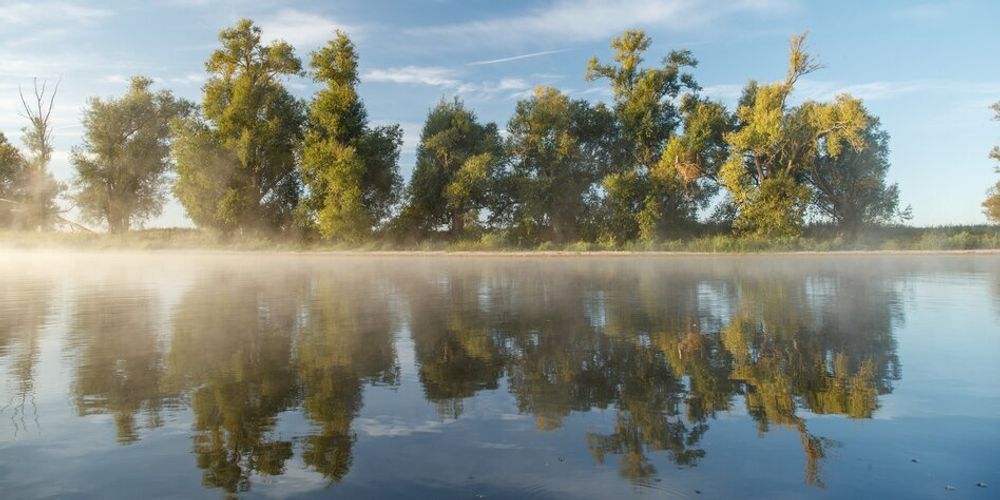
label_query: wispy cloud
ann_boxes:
[364,66,461,87]
[468,49,573,66]
[0,1,111,25]
[795,79,1000,103]
[702,79,1000,104]
[408,0,795,45]
[363,66,533,100]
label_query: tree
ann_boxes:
[585,30,700,241]
[649,96,732,237]
[173,19,304,234]
[16,79,64,230]
[983,101,1000,223]
[805,116,910,233]
[398,98,502,238]
[504,87,615,243]
[720,33,868,237]
[71,77,191,233]
[301,31,402,241]
[0,132,28,226]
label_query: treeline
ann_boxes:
[982,100,1000,222]
[0,20,920,244]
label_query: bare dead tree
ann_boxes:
[18,77,59,170]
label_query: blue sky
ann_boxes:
[1,0,998,228]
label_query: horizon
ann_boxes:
[1,0,999,228]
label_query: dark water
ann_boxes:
[0,252,998,499]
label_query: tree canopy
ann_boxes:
[983,100,1000,224]
[173,18,304,234]
[399,98,502,238]
[301,31,402,241]
[720,33,869,237]
[0,24,922,242]
[72,77,191,233]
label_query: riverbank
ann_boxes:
[3,226,1000,254]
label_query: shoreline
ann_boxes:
[2,246,999,257]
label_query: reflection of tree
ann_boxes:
[0,276,53,435]
[69,288,166,444]
[405,268,505,418]
[296,271,399,484]
[719,269,901,487]
[400,260,903,487]
[157,267,401,493]
[166,274,303,494]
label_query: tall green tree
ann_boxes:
[720,33,868,237]
[71,77,191,233]
[173,19,304,234]
[504,86,616,243]
[983,100,1000,223]
[585,30,700,241]
[301,31,402,241]
[399,98,502,238]
[805,116,910,233]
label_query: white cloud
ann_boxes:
[167,73,206,87]
[259,9,356,49]
[701,79,1000,106]
[794,79,1000,103]
[408,0,795,45]
[0,2,111,26]
[364,66,461,87]
[363,66,533,101]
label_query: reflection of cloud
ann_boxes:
[408,0,796,46]
[355,416,455,437]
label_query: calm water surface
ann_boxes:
[0,252,998,499]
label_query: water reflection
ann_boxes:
[0,275,53,437]
[0,256,936,496]
[70,287,167,444]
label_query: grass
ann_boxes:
[2,225,1000,253]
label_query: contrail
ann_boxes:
[467,48,572,66]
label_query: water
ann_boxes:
[0,252,998,499]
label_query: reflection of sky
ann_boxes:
[0,253,997,498]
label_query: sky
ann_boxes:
[1,0,998,228]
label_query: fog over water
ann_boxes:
[0,252,998,498]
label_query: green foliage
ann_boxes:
[399,98,502,238]
[586,30,705,241]
[806,117,909,232]
[984,101,1000,224]
[721,33,869,237]
[991,101,1000,166]
[301,31,402,242]
[72,77,191,233]
[173,19,304,234]
[504,87,615,244]
[0,132,28,226]
[733,174,812,237]
[985,181,1000,224]
[586,30,697,169]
